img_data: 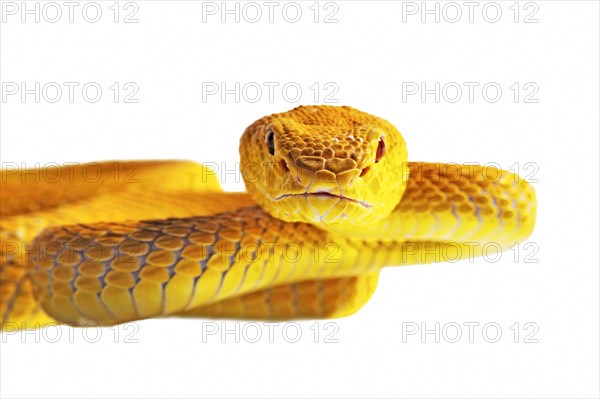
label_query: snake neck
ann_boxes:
[315,214,400,241]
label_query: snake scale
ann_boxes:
[0,106,537,330]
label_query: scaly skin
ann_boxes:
[0,106,537,329]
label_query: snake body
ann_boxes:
[0,106,536,329]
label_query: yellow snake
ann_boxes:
[0,106,537,330]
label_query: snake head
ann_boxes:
[240,105,409,228]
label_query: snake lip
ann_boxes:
[272,192,372,208]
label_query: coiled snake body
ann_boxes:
[0,106,537,329]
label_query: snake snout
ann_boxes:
[278,153,367,196]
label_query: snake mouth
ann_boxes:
[272,192,372,208]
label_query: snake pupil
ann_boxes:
[375,136,386,163]
[265,129,275,156]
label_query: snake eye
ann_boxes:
[265,129,275,156]
[375,136,386,163]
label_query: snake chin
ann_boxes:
[270,191,373,224]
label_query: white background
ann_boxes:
[1,1,599,398]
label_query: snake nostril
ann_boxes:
[360,166,371,177]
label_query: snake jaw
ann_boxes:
[269,192,372,224]
[272,192,372,208]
